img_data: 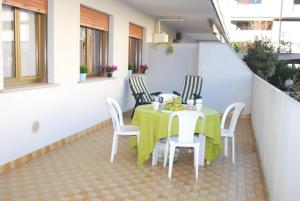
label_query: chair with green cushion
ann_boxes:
[173,75,203,104]
[129,76,161,118]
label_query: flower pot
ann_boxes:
[128,70,133,76]
[107,72,112,77]
[141,70,146,74]
[80,73,87,81]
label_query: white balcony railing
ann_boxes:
[251,75,300,201]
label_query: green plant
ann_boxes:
[230,41,251,53]
[167,43,174,54]
[277,40,292,53]
[128,64,134,70]
[269,63,300,90]
[243,40,278,81]
[80,65,88,74]
[232,43,241,53]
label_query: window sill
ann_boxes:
[129,73,147,77]
[78,77,117,84]
[1,83,59,93]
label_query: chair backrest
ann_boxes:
[181,75,203,103]
[158,94,179,103]
[221,102,245,133]
[168,111,205,144]
[129,76,152,103]
[106,97,124,131]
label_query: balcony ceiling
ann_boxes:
[121,0,225,41]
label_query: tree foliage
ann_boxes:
[243,40,278,81]
[269,63,300,90]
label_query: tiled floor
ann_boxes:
[0,116,268,201]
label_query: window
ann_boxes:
[295,0,300,4]
[80,27,108,76]
[2,4,47,87]
[129,23,143,73]
[129,37,142,72]
[233,21,273,30]
[80,6,109,77]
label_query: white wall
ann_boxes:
[0,0,174,165]
[146,42,252,114]
[251,75,300,201]
[198,42,252,114]
[146,43,199,93]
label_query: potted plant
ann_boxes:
[128,64,134,76]
[167,43,174,55]
[80,65,88,81]
[140,64,149,74]
[105,65,118,77]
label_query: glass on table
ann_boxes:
[159,103,165,110]
[152,102,159,111]
[187,100,194,110]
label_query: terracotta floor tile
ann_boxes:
[0,116,268,201]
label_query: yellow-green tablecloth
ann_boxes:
[130,104,222,165]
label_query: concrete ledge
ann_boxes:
[0,83,59,93]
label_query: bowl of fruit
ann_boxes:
[165,97,185,111]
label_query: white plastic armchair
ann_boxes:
[221,102,245,163]
[106,97,140,162]
[163,111,206,179]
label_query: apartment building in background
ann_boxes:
[219,0,300,53]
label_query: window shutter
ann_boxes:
[2,0,47,14]
[80,6,109,31]
[129,23,143,40]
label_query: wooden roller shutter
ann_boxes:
[80,6,109,31]
[129,23,143,40]
[2,0,47,14]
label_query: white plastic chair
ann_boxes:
[163,111,206,179]
[158,93,179,103]
[221,102,245,163]
[106,97,140,162]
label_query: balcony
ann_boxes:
[0,114,268,201]
[0,1,299,201]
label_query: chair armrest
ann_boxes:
[150,92,162,96]
[173,91,181,96]
[134,92,145,103]
[193,93,202,99]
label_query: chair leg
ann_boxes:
[131,102,139,118]
[115,135,119,154]
[164,141,169,167]
[168,144,175,178]
[199,134,206,166]
[152,142,158,166]
[194,145,200,179]
[110,133,117,162]
[232,137,235,163]
[136,133,140,148]
[194,147,196,168]
[224,137,228,157]
[131,109,135,119]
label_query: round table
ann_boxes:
[130,104,222,165]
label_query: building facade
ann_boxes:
[219,0,300,53]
